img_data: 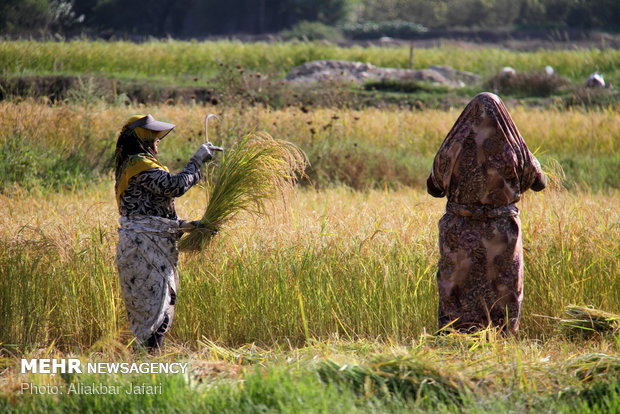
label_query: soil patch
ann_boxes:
[0,75,218,104]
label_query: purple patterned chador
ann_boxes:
[427,93,546,333]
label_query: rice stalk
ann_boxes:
[565,353,620,382]
[178,131,307,251]
[317,356,465,403]
[559,305,620,337]
[540,157,566,191]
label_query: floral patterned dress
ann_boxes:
[427,92,546,333]
[116,159,201,343]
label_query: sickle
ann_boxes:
[205,114,220,143]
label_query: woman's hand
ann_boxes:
[179,220,218,235]
[191,142,224,163]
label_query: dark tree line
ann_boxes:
[0,0,350,36]
[358,0,620,31]
[1,0,618,37]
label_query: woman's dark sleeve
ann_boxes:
[427,174,445,198]
[524,156,547,192]
[137,159,202,197]
[530,171,547,192]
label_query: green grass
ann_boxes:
[4,372,619,413]
[0,135,99,192]
[1,40,619,85]
[2,342,620,413]
[2,40,619,110]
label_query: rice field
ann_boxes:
[1,179,619,412]
[0,103,618,339]
[1,40,619,412]
[1,180,619,347]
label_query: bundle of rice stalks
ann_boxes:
[559,305,620,337]
[317,357,465,404]
[565,353,620,382]
[178,132,307,252]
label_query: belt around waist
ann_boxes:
[118,215,181,235]
[446,202,519,221]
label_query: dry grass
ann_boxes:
[2,100,619,195]
[1,101,618,193]
[1,101,618,158]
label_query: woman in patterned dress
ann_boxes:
[427,93,546,333]
[114,114,221,350]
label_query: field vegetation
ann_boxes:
[1,40,619,412]
[1,178,619,346]
[5,40,616,80]
[1,40,619,109]
[1,99,619,412]
[0,102,618,193]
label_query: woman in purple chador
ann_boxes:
[427,93,546,333]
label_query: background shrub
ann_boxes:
[342,20,428,40]
[280,21,344,42]
[487,71,570,97]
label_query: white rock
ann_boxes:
[501,67,516,76]
[585,73,605,88]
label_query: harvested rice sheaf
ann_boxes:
[565,353,620,382]
[559,305,620,337]
[178,132,307,252]
[317,357,466,403]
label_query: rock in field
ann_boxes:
[285,60,480,87]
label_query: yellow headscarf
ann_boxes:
[115,154,169,208]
